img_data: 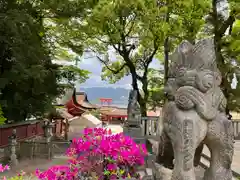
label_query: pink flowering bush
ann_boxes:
[0,164,9,180]
[36,128,147,180]
[0,164,28,180]
[0,164,10,173]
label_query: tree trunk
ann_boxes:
[212,0,232,119]
[129,64,147,117]
[164,37,169,86]
[139,101,147,117]
[163,1,170,106]
[163,0,170,86]
[132,76,147,117]
[141,76,148,117]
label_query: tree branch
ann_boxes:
[218,13,236,37]
[105,29,123,55]
[145,38,159,68]
[127,44,136,54]
[136,41,159,82]
[125,15,136,37]
[136,74,143,81]
[146,47,158,66]
[94,37,110,44]
[96,56,126,74]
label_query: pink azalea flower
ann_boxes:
[35,128,147,180]
[106,164,117,171]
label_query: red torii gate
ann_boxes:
[99,98,112,106]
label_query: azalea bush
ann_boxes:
[0,164,27,180]
[1,164,10,180]
[36,128,147,180]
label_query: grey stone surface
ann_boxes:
[162,38,234,180]
[143,162,205,180]
[42,120,54,142]
[8,129,18,166]
[123,126,142,137]
[124,89,143,141]
[125,90,141,127]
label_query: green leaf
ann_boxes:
[104,170,110,175]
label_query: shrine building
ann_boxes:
[65,90,160,122]
[65,88,97,116]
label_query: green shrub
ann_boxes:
[0,104,6,125]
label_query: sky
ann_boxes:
[76,53,161,89]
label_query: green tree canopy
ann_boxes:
[206,0,240,114]
[25,0,240,115]
[48,0,211,114]
[0,0,90,122]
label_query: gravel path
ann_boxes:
[1,156,68,178]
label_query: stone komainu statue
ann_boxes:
[159,38,234,180]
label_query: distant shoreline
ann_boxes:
[95,103,127,108]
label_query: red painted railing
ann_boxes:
[52,119,64,137]
[0,119,65,148]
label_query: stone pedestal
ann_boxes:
[123,126,145,144]
[124,90,145,144]
[123,126,142,137]
[8,129,18,166]
[64,118,69,140]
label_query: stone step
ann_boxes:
[145,168,153,176]
[137,170,146,178]
[137,170,153,180]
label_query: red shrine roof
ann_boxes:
[65,89,97,116]
[99,98,113,101]
[75,92,97,109]
[100,107,128,117]
[147,110,160,117]
[72,90,97,109]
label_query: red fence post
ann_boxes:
[0,128,2,147]
[55,121,57,134]
[60,119,63,135]
[35,122,38,135]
